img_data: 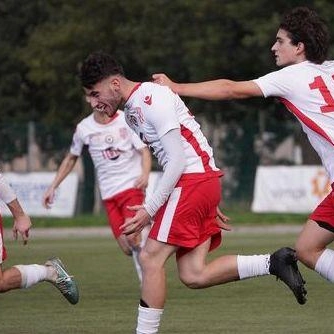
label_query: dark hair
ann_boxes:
[279,7,329,64]
[79,51,125,88]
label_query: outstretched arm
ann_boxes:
[42,152,78,208]
[152,74,263,100]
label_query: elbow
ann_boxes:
[169,154,185,178]
[221,80,237,100]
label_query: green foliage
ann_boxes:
[11,0,333,126]
[1,0,333,200]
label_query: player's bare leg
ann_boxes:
[116,234,133,256]
[136,239,176,334]
[0,260,79,304]
[295,219,334,281]
[124,219,150,284]
[0,266,22,291]
[177,238,306,304]
[177,239,240,288]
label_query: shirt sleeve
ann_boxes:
[69,125,84,156]
[253,67,295,98]
[143,128,185,217]
[145,86,180,139]
[0,173,16,203]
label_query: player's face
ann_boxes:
[271,29,303,67]
[84,77,122,117]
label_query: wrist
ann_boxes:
[143,203,155,218]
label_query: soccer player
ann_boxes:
[153,7,334,291]
[42,108,152,282]
[0,172,79,304]
[79,51,306,334]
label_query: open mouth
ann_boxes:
[94,104,106,113]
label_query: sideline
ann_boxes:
[4,224,303,240]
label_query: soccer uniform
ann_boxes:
[124,82,223,254]
[254,60,334,228]
[70,110,147,237]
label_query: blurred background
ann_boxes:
[1,0,333,215]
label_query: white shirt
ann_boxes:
[124,82,220,175]
[254,60,334,182]
[124,82,221,216]
[70,111,146,199]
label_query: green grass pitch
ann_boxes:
[1,231,332,333]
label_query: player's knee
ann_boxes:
[116,237,133,256]
[295,242,316,269]
[126,233,141,248]
[179,271,203,289]
[295,241,306,260]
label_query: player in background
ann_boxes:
[153,7,334,289]
[42,109,152,283]
[79,51,306,334]
[0,172,79,304]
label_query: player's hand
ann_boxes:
[121,205,151,235]
[216,207,232,231]
[152,73,177,91]
[42,187,55,209]
[12,214,32,245]
[134,173,149,190]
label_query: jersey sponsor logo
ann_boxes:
[144,95,152,105]
[102,147,122,160]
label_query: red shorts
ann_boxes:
[310,183,334,231]
[103,188,145,238]
[149,176,222,258]
[0,214,7,263]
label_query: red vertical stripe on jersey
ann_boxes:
[280,97,334,146]
[180,124,213,172]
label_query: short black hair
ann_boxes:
[79,51,124,88]
[279,7,329,64]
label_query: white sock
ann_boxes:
[132,248,143,283]
[237,254,270,279]
[315,249,334,282]
[14,264,48,288]
[136,305,163,334]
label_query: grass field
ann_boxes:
[2,210,309,228]
[1,229,332,334]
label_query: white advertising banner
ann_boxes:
[251,166,331,213]
[0,172,79,217]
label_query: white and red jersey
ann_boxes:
[70,110,146,199]
[254,60,334,182]
[123,82,221,179]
